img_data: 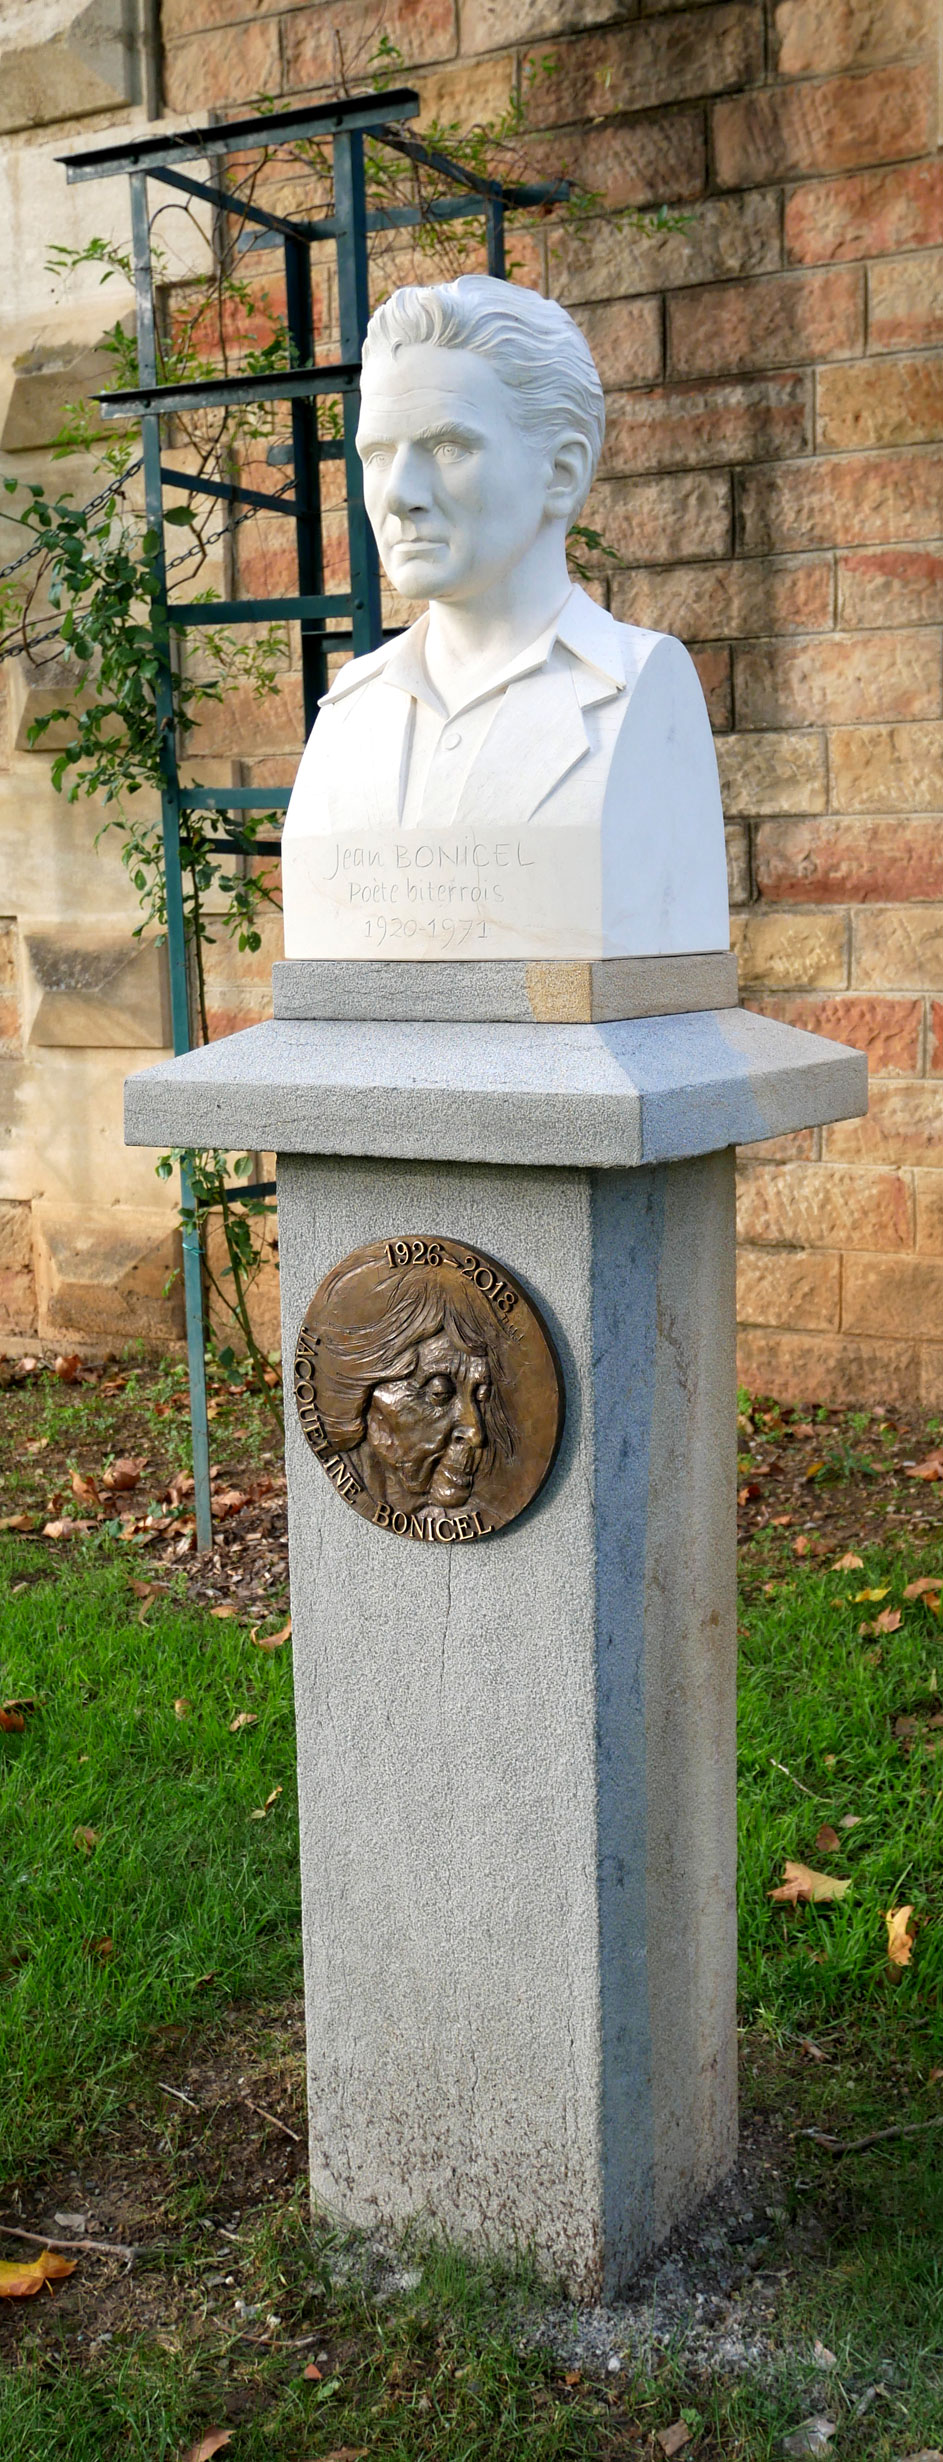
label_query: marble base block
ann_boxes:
[278,1144,737,2296]
[281,817,730,965]
[272,950,739,1025]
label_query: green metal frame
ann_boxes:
[61,94,567,1550]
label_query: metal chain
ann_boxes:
[0,460,296,660]
[0,455,144,584]
[163,469,296,574]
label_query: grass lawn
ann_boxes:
[0,1543,300,2175]
[1,1371,943,2457]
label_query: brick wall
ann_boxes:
[163,0,942,1407]
[1,0,941,1399]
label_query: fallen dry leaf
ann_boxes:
[893,1712,943,1754]
[840,1814,862,1829]
[102,1456,143,1493]
[229,1711,258,1733]
[210,1603,236,1619]
[70,1470,100,1507]
[72,1825,99,1855]
[886,1905,916,1968]
[249,1785,283,1821]
[904,1576,943,1600]
[303,2361,323,2380]
[251,1617,292,1651]
[0,2248,77,2298]
[908,1453,943,1482]
[212,1488,247,1518]
[832,1552,863,1571]
[0,1512,35,1532]
[860,1605,902,1637]
[814,1825,840,1854]
[793,1534,811,1557]
[854,1586,889,1602]
[315,2451,367,2462]
[53,1353,81,1383]
[657,2426,691,2458]
[85,1936,113,1961]
[179,2436,233,2462]
[174,1698,191,1719]
[781,2420,836,2459]
[897,2451,943,2462]
[770,1862,851,1907]
[0,1708,24,1733]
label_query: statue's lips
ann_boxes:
[389,537,447,554]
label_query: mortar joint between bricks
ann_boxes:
[760,0,772,84]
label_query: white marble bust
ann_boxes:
[282,276,729,963]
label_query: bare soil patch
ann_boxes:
[0,1997,308,2365]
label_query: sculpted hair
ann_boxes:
[362,274,605,495]
[315,1260,515,1465]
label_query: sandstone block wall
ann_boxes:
[0,0,255,1352]
[1,0,940,1404]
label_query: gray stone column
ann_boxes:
[279,1147,736,2295]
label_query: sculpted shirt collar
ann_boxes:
[321,582,626,718]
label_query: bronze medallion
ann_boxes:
[294,1236,564,1543]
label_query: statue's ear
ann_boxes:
[544,431,594,522]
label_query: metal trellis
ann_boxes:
[60,92,568,1550]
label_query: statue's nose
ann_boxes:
[386,443,431,518]
[452,1386,484,1445]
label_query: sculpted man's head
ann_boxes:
[357,275,605,611]
[315,1260,515,1516]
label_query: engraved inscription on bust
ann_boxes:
[282,275,729,963]
[294,1238,564,1542]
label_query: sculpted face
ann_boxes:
[362,1329,492,1512]
[356,343,555,607]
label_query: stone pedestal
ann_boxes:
[125,972,866,2298]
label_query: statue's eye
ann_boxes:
[424,1375,454,1404]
